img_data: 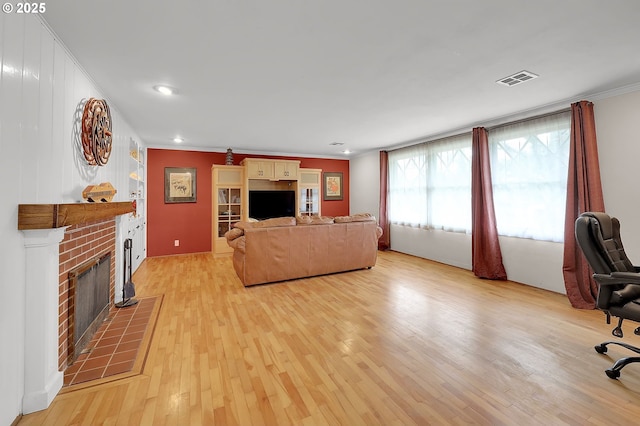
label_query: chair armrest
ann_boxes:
[611,272,640,282]
[593,273,640,307]
[593,273,640,285]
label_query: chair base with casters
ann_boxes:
[594,341,640,379]
[575,212,640,379]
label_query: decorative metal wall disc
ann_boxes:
[81,98,113,166]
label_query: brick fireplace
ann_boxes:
[19,201,133,414]
[58,218,116,369]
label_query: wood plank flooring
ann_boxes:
[19,250,640,425]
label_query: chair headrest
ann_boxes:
[577,211,635,274]
[581,212,613,239]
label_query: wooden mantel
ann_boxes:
[18,202,134,230]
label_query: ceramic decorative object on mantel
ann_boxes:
[225,148,234,165]
[82,182,117,202]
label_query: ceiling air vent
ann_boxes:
[496,70,539,87]
[329,142,344,146]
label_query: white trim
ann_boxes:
[21,228,67,414]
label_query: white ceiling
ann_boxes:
[42,1,640,158]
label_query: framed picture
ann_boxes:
[323,172,343,201]
[164,167,197,203]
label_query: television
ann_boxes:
[249,190,296,220]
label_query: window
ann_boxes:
[488,111,571,242]
[389,134,472,232]
[387,111,570,242]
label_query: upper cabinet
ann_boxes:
[242,158,300,180]
[243,159,275,179]
[275,160,299,180]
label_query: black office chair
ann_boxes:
[575,212,640,379]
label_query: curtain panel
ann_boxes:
[562,100,605,309]
[378,151,390,250]
[471,127,507,280]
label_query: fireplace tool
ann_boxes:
[116,238,138,308]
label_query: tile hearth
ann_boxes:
[63,296,159,388]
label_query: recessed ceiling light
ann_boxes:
[173,137,184,143]
[154,85,177,95]
[343,149,351,154]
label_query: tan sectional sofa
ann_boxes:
[225,214,383,286]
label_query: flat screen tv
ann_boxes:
[249,190,296,220]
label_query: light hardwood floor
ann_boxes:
[19,251,640,425]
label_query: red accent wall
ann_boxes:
[147,149,349,257]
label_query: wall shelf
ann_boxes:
[128,138,146,271]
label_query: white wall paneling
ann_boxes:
[0,12,29,424]
[0,14,145,423]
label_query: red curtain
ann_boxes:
[562,100,605,309]
[378,151,391,250]
[471,127,507,280]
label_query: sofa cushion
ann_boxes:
[234,216,296,230]
[334,213,376,223]
[253,217,296,228]
[296,215,335,225]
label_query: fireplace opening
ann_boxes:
[68,252,111,362]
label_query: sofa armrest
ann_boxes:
[225,227,244,241]
[376,226,383,239]
[226,235,246,253]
